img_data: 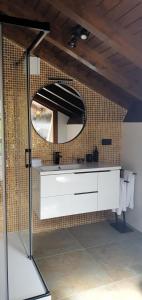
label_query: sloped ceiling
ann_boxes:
[1,0,142,108]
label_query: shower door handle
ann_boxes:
[25,148,31,168]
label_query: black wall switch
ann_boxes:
[102,139,112,145]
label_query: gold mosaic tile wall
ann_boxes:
[1,37,30,233]
[0,37,126,233]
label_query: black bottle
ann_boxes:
[93,147,99,162]
[86,153,93,162]
[53,151,62,164]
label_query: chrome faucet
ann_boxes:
[53,151,62,165]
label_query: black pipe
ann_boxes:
[0,14,50,32]
[26,31,48,54]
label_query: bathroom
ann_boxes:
[1,2,142,300]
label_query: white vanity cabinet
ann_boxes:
[33,164,120,220]
[98,170,120,211]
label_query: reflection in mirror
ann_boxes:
[31,83,85,144]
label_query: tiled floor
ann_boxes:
[33,222,142,300]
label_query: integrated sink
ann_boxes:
[40,164,83,172]
[60,164,83,170]
[40,165,61,171]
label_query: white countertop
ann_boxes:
[33,162,121,175]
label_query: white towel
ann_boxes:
[124,170,135,210]
[113,178,127,215]
[113,170,135,215]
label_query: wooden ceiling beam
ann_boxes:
[3,25,138,110]
[4,17,142,101]
[1,0,142,100]
[46,0,142,69]
[46,31,142,101]
[39,88,83,115]
[34,40,136,110]
[34,94,73,117]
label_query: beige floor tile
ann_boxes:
[68,222,135,248]
[87,242,139,281]
[36,249,112,300]
[115,275,142,300]
[33,222,142,300]
[33,228,83,258]
[63,277,142,300]
[88,242,133,266]
[61,283,124,300]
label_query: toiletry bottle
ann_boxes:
[93,147,99,162]
[86,153,93,162]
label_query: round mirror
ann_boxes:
[31,83,86,144]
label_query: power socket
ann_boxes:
[102,139,112,145]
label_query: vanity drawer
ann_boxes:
[40,172,98,197]
[40,173,75,197]
[40,192,98,219]
[73,192,98,214]
[73,172,98,193]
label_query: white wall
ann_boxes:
[57,112,83,143]
[58,112,69,143]
[121,123,142,232]
[67,124,83,141]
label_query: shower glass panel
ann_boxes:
[2,23,31,257]
[0,23,9,300]
[15,53,32,257]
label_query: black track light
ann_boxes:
[68,37,77,48]
[80,28,90,40]
[68,25,90,48]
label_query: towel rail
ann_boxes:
[121,168,137,174]
[110,169,136,233]
[120,169,137,179]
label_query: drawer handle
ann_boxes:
[74,171,98,174]
[74,170,110,174]
[74,191,98,195]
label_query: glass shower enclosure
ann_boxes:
[0,21,32,299]
[0,18,50,300]
[0,23,9,300]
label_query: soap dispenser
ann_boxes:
[93,146,99,162]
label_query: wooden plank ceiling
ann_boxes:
[1,0,142,108]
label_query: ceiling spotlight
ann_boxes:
[80,28,90,40]
[68,37,77,48]
[68,25,90,48]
